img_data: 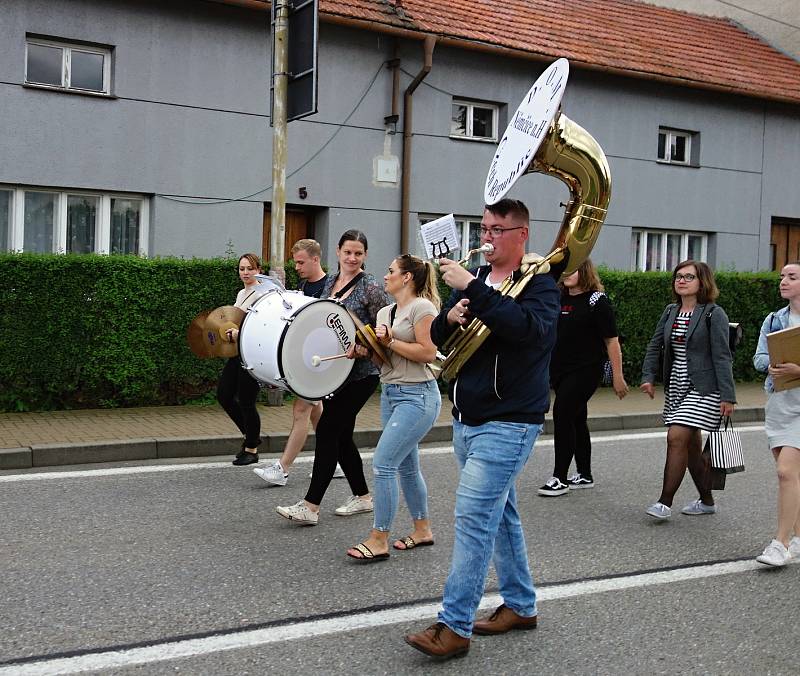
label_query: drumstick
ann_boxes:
[311,353,349,367]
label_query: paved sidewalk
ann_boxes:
[0,382,767,470]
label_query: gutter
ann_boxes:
[400,35,436,253]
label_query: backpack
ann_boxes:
[705,307,743,353]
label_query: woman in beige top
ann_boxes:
[346,254,442,562]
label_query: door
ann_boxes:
[771,218,800,271]
[262,206,313,266]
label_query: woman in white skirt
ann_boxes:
[640,260,736,520]
[753,261,800,566]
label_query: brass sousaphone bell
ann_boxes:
[187,305,246,359]
[436,58,612,382]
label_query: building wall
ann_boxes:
[1,0,798,274]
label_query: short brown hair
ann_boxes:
[671,259,718,303]
[559,258,604,293]
[291,239,321,258]
[238,253,261,270]
[485,198,530,227]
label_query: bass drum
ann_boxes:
[238,291,356,401]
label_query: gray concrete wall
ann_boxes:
[1,0,799,274]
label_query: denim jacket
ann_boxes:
[753,305,791,393]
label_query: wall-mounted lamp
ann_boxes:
[298,186,308,199]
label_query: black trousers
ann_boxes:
[551,366,601,482]
[305,375,378,505]
[217,357,262,449]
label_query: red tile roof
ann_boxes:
[234,0,800,103]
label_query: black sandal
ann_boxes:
[393,536,435,551]
[346,542,390,563]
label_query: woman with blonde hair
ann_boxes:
[640,260,736,520]
[538,258,628,496]
[346,254,442,562]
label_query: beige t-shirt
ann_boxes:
[235,284,263,311]
[376,297,438,384]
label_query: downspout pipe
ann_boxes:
[400,35,436,253]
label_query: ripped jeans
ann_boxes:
[372,380,441,531]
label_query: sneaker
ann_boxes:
[789,536,800,558]
[276,500,319,525]
[232,451,258,466]
[537,477,569,496]
[756,539,791,567]
[567,473,594,490]
[681,499,717,516]
[308,464,346,479]
[646,502,672,520]
[253,461,288,487]
[334,494,373,516]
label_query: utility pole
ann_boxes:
[270,0,289,287]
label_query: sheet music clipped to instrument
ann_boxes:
[419,214,460,259]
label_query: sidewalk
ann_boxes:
[0,382,768,470]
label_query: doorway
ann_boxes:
[262,206,314,266]
[771,217,800,271]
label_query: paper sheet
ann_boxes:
[419,214,460,259]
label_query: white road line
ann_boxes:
[0,557,782,676]
[0,427,766,483]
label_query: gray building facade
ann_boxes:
[1,0,799,275]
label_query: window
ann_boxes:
[419,215,484,267]
[657,128,693,165]
[451,99,498,142]
[25,38,111,95]
[630,229,707,271]
[0,186,148,255]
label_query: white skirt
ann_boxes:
[765,388,800,450]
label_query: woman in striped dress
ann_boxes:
[640,261,736,520]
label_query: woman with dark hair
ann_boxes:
[346,254,442,562]
[218,253,264,466]
[640,260,736,520]
[752,261,800,566]
[538,258,628,496]
[276,230,390,525]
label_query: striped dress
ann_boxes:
[663,311,722,430]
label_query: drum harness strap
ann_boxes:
[332,272,364,299]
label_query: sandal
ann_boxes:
[346,542,390,563]
[393,536,435,551]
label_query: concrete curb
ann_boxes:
[0,407,765,471]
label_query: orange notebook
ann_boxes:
[767,324,800,392]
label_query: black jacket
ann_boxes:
[431,265,560,426]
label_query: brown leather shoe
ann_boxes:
[405,622,470,659]
[472,604,538,635]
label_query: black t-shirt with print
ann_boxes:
[300,276,326,298]
[550,290,618,380]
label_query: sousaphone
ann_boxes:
[437,58,611,382]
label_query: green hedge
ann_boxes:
[0,253,784,411]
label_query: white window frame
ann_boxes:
[25,37,112,95]
[657,127,692,165]
[1,185,149,255]
[630,228,707,271]
[450,99,498,142]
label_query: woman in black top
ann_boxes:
[538,258,628,496]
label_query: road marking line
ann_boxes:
[0,557,780,675]
[0,427,766,483]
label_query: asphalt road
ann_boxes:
[1,427,798,675]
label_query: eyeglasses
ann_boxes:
[479,226,524,238]
[675,273,697,282]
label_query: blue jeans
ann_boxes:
[438,419,542,638]
[372,380,441,531]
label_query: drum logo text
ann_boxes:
[326,313,352,351]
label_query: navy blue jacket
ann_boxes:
[431,265,560,426]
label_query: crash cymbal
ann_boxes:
[348,311,388,364]
[186,305,245,359]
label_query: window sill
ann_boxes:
[449,134,497,144]
[23,83,116,99]
[656,159,698,168]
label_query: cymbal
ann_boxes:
[186,305,245,359]
[348,311,388,364]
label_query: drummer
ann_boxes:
[219,253,264,466]
[254,239,344,486]
[276,229,390,525]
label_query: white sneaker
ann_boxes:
[789,536,800,558]
[756,539,791,567]
[276,500,319,525]
[253,461,288,486]
[334,494,373,516]
[308,464,346,479]
[680,499,717,516]
[646,502,672,520]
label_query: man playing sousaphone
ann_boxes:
[405,198,560,658]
